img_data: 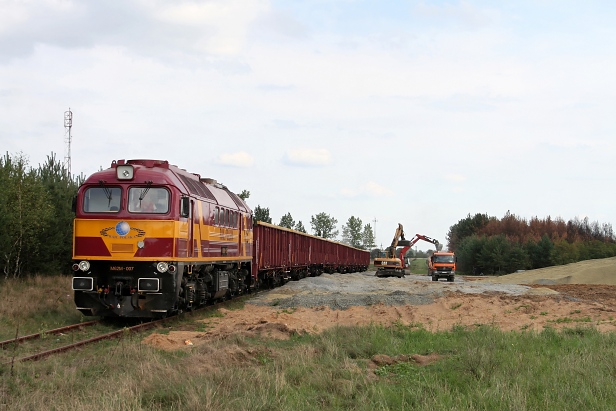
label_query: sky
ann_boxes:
[1,0,615,250]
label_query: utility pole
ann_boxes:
[64,108,73,178]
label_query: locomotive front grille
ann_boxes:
[112,243,135,253]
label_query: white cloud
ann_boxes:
[149,0,269,55]
[252,8,310,39]
[445,174,467,182]
[341,182,394,198]
[413,1,495,30]
[214,152,254,168]
[284,148,332,167]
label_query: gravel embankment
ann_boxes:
[248,271,533,310]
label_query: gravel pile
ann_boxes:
[249,271,532,310]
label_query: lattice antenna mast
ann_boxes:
[372,217,378,248]
[64,108,73,177]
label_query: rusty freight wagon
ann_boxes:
[253,222,369,287]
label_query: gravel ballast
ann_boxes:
[248,271,533,310]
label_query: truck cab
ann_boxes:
[429,252,456,282]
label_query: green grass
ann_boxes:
[408,258,428,275]
[3,321,616,410]
[0,275,85,341]
[4,276,616,410]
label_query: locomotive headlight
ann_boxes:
[78,260,91,271]
[156,262,169,273]
[116,165,134,180]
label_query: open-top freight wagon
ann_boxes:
[254,221,369,287]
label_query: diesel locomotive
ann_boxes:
[71,159,369,318]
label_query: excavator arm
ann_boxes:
[396,234,442,269]
[385,223,406,258]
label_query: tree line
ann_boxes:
[0,153,81,278]
[447,212,616,275]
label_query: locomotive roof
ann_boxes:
[84,159,251,213]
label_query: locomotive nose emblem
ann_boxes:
[115,221,131,236]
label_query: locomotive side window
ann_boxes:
[128,187,169,214]
[214,207,219,225]
[83,187,122,213]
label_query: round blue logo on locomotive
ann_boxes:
[115,221,130,236]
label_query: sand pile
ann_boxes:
[480,257,616,285]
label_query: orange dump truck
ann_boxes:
[428,251,456,282]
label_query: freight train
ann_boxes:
[71,159,369,318]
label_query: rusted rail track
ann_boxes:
[0,320,100,349]
[4,293,257,365]
[7,319,163,363]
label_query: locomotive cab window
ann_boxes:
[83,187,122,213]
[128,187,169,214]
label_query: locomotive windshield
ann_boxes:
[83,187,122,212]
[128,187,169,214]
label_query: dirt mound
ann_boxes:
[143,290,616,350]
[482,257,616,285]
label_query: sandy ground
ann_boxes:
[143,257,616,350]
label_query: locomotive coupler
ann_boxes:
[115,281,123,296]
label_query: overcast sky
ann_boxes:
[1,0,615,250]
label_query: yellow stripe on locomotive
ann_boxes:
[73,217,252,262]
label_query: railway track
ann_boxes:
[2,293,257,365]
[0,320,100,349]
[3,319,164,364]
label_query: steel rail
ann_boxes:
[4,291,260,364]
[6,319,163,363]
[0,320,100,349]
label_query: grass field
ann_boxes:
[408,257,428,275]
[2,275,616,410]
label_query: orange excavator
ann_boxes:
[374,224,442,278]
